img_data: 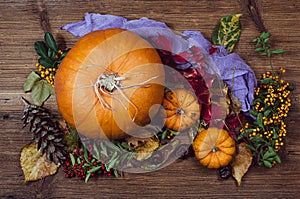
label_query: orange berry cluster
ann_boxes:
[36,50,63,87]
[36,63,56,87]
[240,68,292,152]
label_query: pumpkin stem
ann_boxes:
[176,107,185,115]
[94,72,160,122]
[212,146,218,153]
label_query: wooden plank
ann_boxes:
[1,0,300,198]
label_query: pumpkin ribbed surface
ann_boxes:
[162,89,201,131]
[55,29,164,139]
[193,127,236,169]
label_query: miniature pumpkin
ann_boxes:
[193,127,236,169]
[162,89,201,131]
[55,29,165,139]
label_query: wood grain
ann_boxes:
[1,0,300,198]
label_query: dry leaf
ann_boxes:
[231,142,253,186]
[229,92,242,114]
[223,83,242,115]
[133,137,160,161]
[126,125,160,148]
[20,142,60,183]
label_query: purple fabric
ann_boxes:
[60,13,257,112]
[211,46,256,111]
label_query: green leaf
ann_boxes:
[263,149,275,160]
[44,32,58,53]
[31,80,54,106]
[250,109,258,117]
[113,169,119,177]
[255,47,264,52]
[38,57,53,68]
[212,14,242,53]
[105,141,120,152]
[260,32,270,39]
[261,52,267,56]
[170,130,180,136]
[260,78,274,85]
[274,155,281,163]
[84,172,91,183]
[69,153,75,166]
[83,146,89,163]
[257,113,263,128]
[251,98,262,106]
[47,48,56,60]
[264,38,269,43]
[23,72,40,92]
[264,109,272,117]
[246,144,256,152]
[263,160,272,168]
[34,41,48,58]
[100,142,108,157]
[250,135,264,143]
[161,130,167,140]
[271,49,284,54]
[93,144,100,160]
[87,166,101,174]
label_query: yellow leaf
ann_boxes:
[20,142,60,183]
[134,137,160,161]
[231,142,253,186]
[212,14,242,53]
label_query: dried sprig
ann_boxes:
[242,0,267,33]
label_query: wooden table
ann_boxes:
[1,0,299,198]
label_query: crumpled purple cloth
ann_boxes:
[60,13,257,112]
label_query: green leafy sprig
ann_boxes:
[238,32,292,168]
[24,32,68,106]
[252,32,284,72]
[34,32,68,69]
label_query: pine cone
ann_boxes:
[21,97,66,164]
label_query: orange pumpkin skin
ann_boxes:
[162,89,201,131]
[54,29,164,139]
[193,128,236,169]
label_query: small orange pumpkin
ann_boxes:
[193,127,236,169]
[54,29,165,139]
[162,89,201,131]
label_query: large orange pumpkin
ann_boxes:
[162,89,201,131]
[193,127,236,169]
[54,29,165,139]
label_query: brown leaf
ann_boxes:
[126,125,160,148]
[20,142,60,183]
[231,142,253,186]
[135,137,160,161]
[229,92,242,115]
[222,83,242,115]
[126,135,160,161]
